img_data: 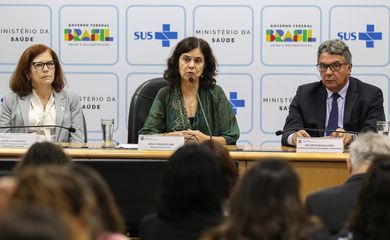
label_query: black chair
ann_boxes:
[127,77,169,143]
[82,111,88,143]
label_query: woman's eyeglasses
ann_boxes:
[31,61,56,70]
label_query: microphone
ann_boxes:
[189,76,212,140]
[0,125,76,133]
[275,127,359,136]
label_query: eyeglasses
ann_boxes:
[316,62,348,72]
[31,61,56,70]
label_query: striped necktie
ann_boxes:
[326,93,340,136]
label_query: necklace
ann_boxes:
[189,99,196,108]
[184,94,197,108]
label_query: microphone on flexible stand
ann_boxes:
[0,125,76,143]
[189,76,212,140]
[275,127,359,136]
[0,125,76,133]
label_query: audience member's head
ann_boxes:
[0,205,69,240]
[348,132,390,175]
[70,164,126,234]
[0,170,13,178]
[347,155,390,239]
[159,143,226,220]
[0,171,16,217]
[11,166,97,240]
[201,140,238,198]
[14,141,71,174]
[203,159,322,240]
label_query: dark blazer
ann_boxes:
[281,77,385,146]
[140,212,222,240]
[305,174,365,236]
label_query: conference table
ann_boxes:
[0,143,350,237]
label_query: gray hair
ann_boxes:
[349,132,390,168]
[317,39,352,64]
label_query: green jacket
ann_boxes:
[139,84,240,144]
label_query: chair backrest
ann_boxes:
[82,111,88,143]
[127,77,169,143]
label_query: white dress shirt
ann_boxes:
[28,89,56,142]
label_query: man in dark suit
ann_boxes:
[281,39,385,147]
[305,132,390,236]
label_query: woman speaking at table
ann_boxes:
[139,37,239,145]
[0,44,84,143]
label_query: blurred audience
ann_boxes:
[71,164,128,240]
[0,205,69,240]
[336,155,390,239]
[201,140,238,199]
[1,142,71,217]
[202,158,327,240]
[306,132,390,235]
[0,171,16,217]
[201,140,238,216]
[0,170,13,178]
[11,166,98,240]
[14,141,71,174]
[140,143,226,240]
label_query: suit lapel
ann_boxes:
[19,95,31,127]
[54,91,66,137]
[315,83,327,130]
[344,77,357,127]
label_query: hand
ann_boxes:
[330,128,352,146]
[181,129,210,143]
[164,131,185,136]
[292,130,311,146]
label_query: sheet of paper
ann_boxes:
[115,143,138,149]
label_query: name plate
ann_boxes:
[296,137,344,153]
[0,133,37,148]
[138,135,184,151]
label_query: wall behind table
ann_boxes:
[0,0,389,146]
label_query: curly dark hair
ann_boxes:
[163,37,217,89]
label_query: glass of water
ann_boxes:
[101,118,115,148]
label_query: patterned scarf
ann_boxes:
[171,85,192,131]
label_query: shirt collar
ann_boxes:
[326,80,349,99]
[31,89,55,111]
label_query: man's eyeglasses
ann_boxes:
[31,61,56,70]
[316,62,348,72]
